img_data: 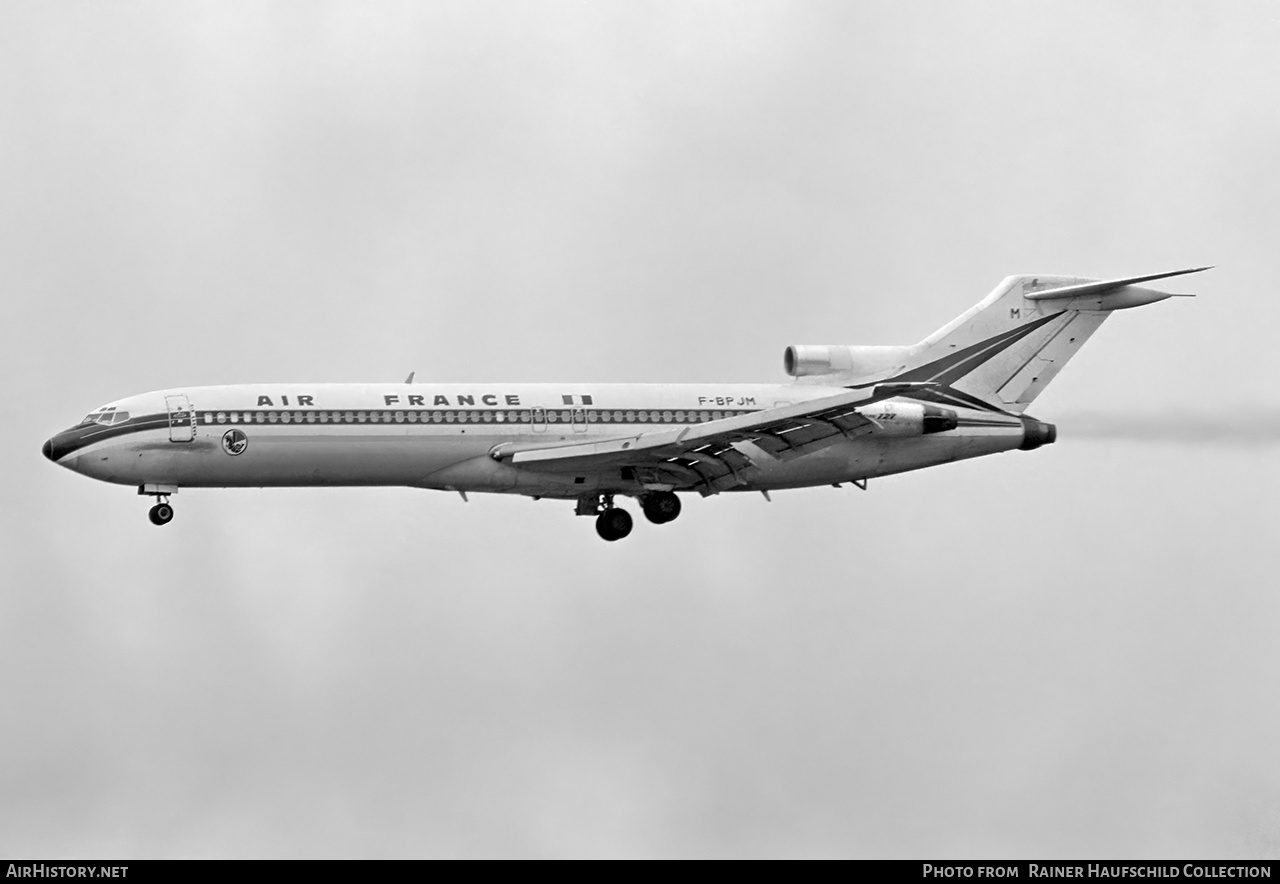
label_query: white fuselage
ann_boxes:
[45,382,1028,499]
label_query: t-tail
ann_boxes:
[784,267,1209,413]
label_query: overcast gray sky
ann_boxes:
[2,0,1279,858]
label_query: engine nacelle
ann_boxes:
[855,402,958,436]
[784,344,914,379]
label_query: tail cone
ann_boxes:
[1019,417,1057,450]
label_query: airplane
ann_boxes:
[42,267,1206,540]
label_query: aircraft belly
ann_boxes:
[861,433,1024,480]
[744,439,883,489]
[122,427,499,488]
[211,434,481,486]
[746,431,1024,491]
[417,454,609,496]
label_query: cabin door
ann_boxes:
[166,394,195,442]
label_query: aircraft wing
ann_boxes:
[492,383,941,493]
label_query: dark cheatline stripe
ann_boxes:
[888,311,1064,386]
[928,313,1066,388]
[842,313,1065,414]
[48,407,767,459]
[908,386,1018,414]
[46,413,171,459]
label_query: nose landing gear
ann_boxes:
[139,485,178,526]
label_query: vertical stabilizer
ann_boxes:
[879,269,1204,412]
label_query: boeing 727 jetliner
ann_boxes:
[43,268,1205,540]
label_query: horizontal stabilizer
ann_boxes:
[1024,266,1211,301]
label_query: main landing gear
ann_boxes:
[596,507,633,542]
[577,491,682,541]
[139,485,177,526]
[641,491,681,525]
[577,493,634,541]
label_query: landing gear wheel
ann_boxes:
[595,507,633,541]
[642,491,681,525]
[148,503,174,526]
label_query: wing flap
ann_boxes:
[496,383,923,486]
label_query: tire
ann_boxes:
[149,503,174,525]
[642,491,681,524]
[595,507,633,541]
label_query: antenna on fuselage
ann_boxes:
[405,371,415,384]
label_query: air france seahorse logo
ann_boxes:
[221,428,248,456]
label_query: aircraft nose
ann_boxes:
[42,438,53,460]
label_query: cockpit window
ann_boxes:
[79,409,129,427]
